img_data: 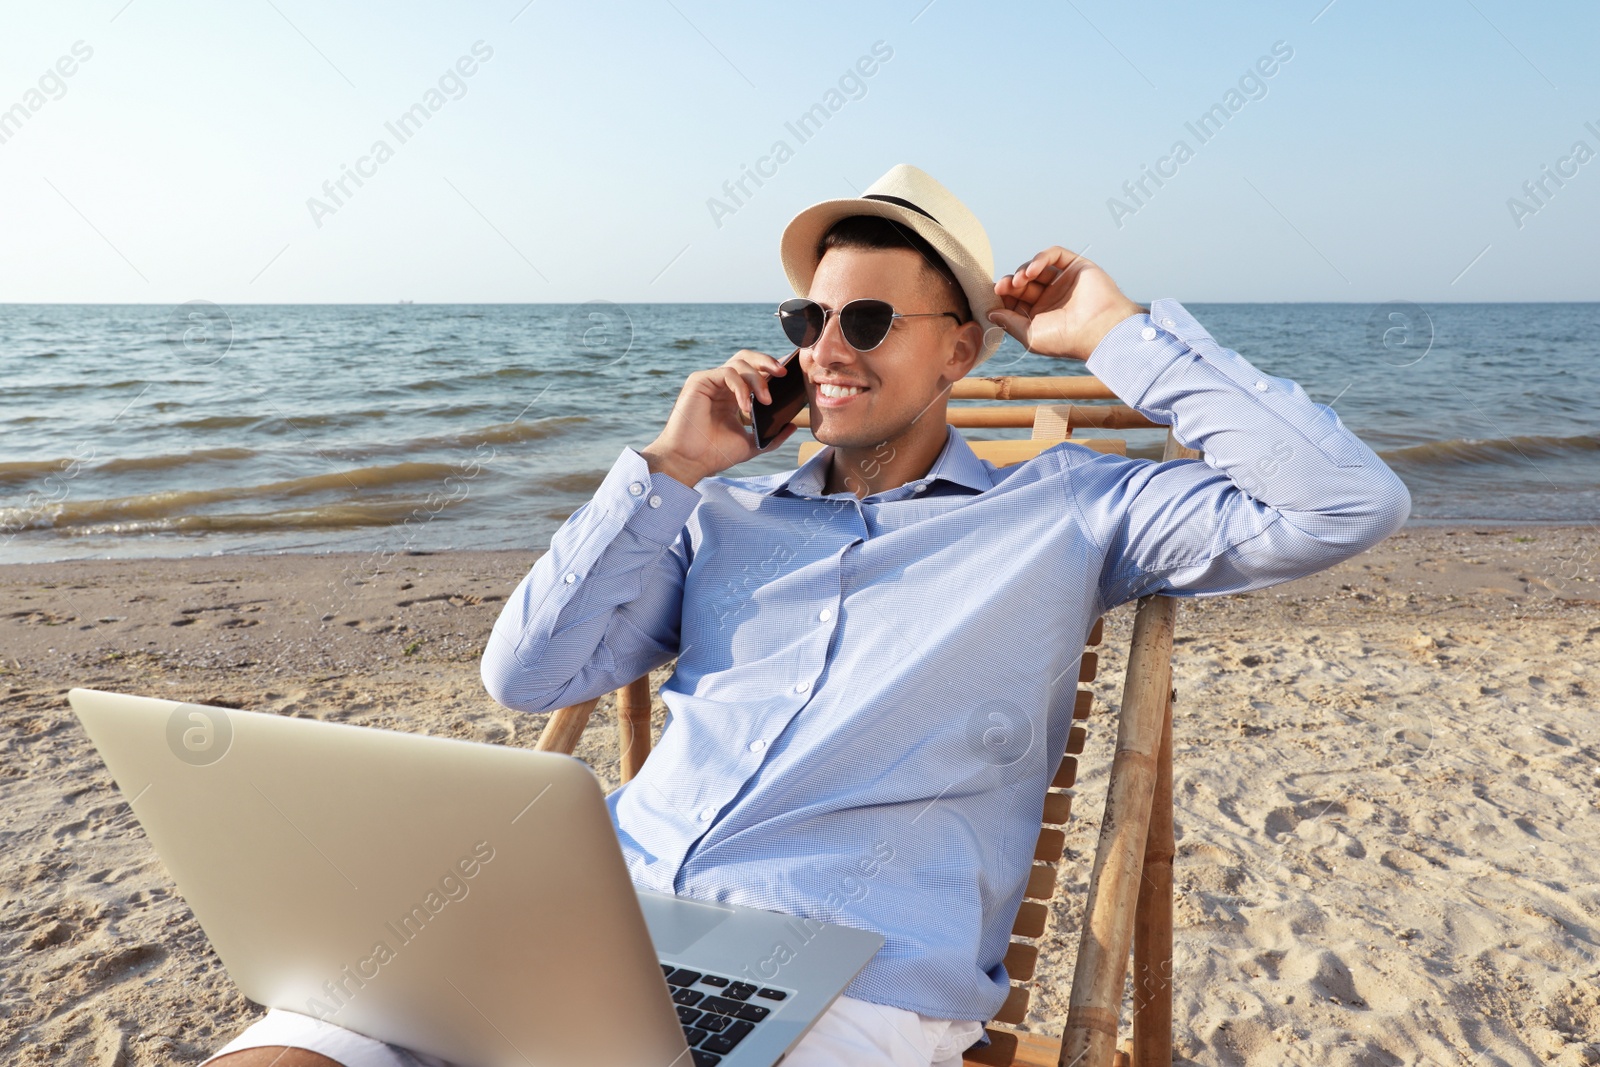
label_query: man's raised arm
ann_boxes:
[1071,298,1409,607]
[988,246,1410,610]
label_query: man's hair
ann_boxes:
[815,215,971,323]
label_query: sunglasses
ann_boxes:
[775,297,964,352]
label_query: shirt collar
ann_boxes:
[772,423,993,499]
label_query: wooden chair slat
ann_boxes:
[1011,1030,1066,1067]
[1040,791,1073,825]
[1073,690,1094,720]
[1078,652,1098,683]
[800,405,1149,431]
[1054,404,1163,430]
[1031,404,1165,434]
[1033,826,1065,864]
[952,376,1117,400]
[1011,901,1047,938]
[963,1028,1019,1067]
[1052,755,1078,789]
[1065,724,1087,755]
[796,438,1125,468]
[1087,617,1104,646]
[993,985,1030,1025]
[793,405,1157,430]
[1024,863,1056,901]
[1003,943,1039,983]
[965,1027,1062,1067]
[1028,405,1073,440]
[802,404,1161,430]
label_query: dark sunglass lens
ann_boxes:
[778,299,822,348]
[841,300,895,350]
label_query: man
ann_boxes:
[206,164,1409,1066]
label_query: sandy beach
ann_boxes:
[2,525,1597,1066]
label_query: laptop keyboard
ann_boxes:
[661,963,790,1065]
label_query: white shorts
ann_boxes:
[202,994,987,1067]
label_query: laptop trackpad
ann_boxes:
[637,890,735,954]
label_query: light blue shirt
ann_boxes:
[480,299,1410,1021]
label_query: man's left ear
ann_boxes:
[946,319,984,380]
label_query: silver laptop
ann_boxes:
[67,687,883,1067]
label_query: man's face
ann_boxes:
[800,245,974,449]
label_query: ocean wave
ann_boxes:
[0,445,263,487]
[97,447,260,475]
[0,457,88,487]
[542,470,610,493]
[391,378,464,392]
[169,409,396,432]
[1381,432,1600,471]
[423,403,500,420]
[52,498,468,536]
[0,416,592,493]
[170,414,270,431]
[0,461,468,532]
[375,415,589,454]
[471,366,547,380]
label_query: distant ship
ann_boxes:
[398,299,414,304]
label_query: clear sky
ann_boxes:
[1,0,1595,304]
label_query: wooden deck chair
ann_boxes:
[533,376,1198,1067]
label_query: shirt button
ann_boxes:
[1254,380,1269,391]
[748,739,767,752]
[698,807,715,822]
[629,481,644,496]
[1139,326,1157,341]
[912,482,927,493]
[794,680,810,693]
[563,572,577,584]
[818,608,832,622]
[648,494,662,508]
[1162,318,1176,328]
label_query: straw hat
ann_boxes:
[779,163,1006,368]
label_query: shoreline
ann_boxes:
[2,524,1597,1064]
[4,515,1596,567]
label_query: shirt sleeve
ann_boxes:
[1064,298,1411,610]
[480,446,701,715]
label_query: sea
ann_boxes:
[1,302,1596,565]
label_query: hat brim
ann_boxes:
[780,198,1006,367]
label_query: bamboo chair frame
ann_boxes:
[534,376,1197,1067]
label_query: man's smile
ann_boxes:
[813,381,870,405]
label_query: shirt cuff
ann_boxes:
[1085,298,1235,411]
[597,447,702,546]
[1084,306,1175,410]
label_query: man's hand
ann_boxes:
[988,246,1147,362]
[639,350,799,488]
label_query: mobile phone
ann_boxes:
[751,347,807,450]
